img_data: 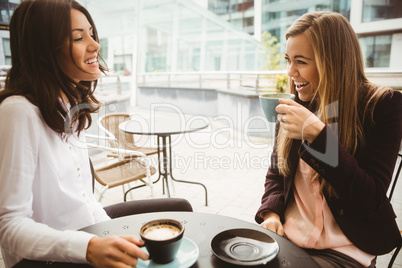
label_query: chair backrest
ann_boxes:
[99,113,137,149]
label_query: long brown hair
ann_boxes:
[0,0,107,137]
[277,11,390,197]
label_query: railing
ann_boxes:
[98,75,122,94]
[1,69,401,92]
[136,69,402,92]
[136,70,287,93]
[364,69,402,90]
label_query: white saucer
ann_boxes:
[137,237,199,268]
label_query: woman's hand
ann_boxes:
[86,235,149,268]
[259,211,284,236]
[276,98,325,143]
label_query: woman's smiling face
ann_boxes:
[285,34,319,102]
[59,8,101,83]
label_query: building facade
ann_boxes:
[0,0,401,72]
[0,0,20,66]
[208,0,402,69]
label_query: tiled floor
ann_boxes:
[1,106,401,267]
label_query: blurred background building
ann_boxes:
[207,0,402,69]
[1,0,400,126]
[0,0,401,72]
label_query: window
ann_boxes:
[99,38,108,61]
[359,34,392,68]
[208,0,230,15]
[0,0,20,26]
[286,9,308,17]
[362,0,402,22]
[113,55,132,76]
[2,38,10,65]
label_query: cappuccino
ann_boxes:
[140,219,184,264]
[143,224,181,241]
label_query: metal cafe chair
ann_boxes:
[93,158,156,202]
[387,150,402,268]
[98,113,158,159]
[389,152,402,201]
[86,134,155,202]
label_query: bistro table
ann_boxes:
[81,211,320,267]
[119,115,209,205]
[15,212,320,267]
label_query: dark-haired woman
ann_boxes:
[0,1,150,267]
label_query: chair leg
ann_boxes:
[389,158,402,201]
[170,177,176,194]
[128,182,135,200]
[98,185,109,202]
[144,164,154,198]
[121,182,134,202]
[147,175,154,198]
[388,243,401,268]
[122,184,127,201]
[122,182,135,201]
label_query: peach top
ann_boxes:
[283,159,375,267]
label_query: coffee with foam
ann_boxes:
[140,219,185,264]
[142,224,181,241]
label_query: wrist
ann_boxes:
[86,236,100,263]
[261,211,280,221]
[304,121,325,144]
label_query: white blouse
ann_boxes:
[0,96,110,267]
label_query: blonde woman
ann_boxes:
[256,11,401,268]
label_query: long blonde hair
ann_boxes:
[277,11,390,197]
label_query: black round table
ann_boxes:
[15,212,320,267]
[119,115,209,205]
[80,211,319,268]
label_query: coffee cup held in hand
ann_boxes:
[140,219,184,264]
[259,93,295,123]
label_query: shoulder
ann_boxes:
[0,95,41,119]
[370,90,402,140]
[0,95,37,108]
[380,89,402,104]
[373,90,402,117]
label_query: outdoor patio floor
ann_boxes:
[90,106,402,268]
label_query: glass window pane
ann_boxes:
[0,0,20,25]
[2,38,10,56]
[362,0,402,22]
[359,34,392,67]
[261,0,350,50]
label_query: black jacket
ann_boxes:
[256,90,402,255]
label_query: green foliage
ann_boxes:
[261,32,283,71]
[260,32,288,93]
[275,74,287,93]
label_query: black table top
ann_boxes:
[15,212,320,268]
[81,211,319,268]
